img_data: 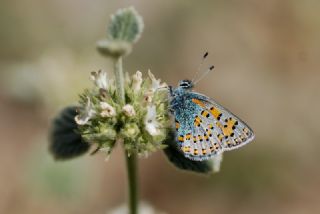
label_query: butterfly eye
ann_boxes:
[179,80,193,88]
[179,82,189,88]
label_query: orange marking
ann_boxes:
[210,107,221,119]
[194,149,198,155]
[178,136,184,142]
[186,133,191,140]
[194,116,202,127]
[192,98,205,108]
[175,122,180,130]
[202,149,207,154]
[182,146,190,153]
[217,119,237,137]
[198,135,203,142]
[201,110,209,118]
[193,136,197,143]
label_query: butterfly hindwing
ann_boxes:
[172,88,254,161]
[189,92,255,152]
[174,94,224,161]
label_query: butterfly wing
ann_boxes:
[173,91,254,161]
[172,91,224,161]
[190,91,255,151]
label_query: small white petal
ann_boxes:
[145,105,160,136]
[148,70,161,92]
[145,123,160,136]
[146,105,157,120]
[74,115,89,125]
[132,70,143,93]
[91,70,108,90]
[75,97,96,125]
[122,104,136,117]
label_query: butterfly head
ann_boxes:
[178,79,194,90]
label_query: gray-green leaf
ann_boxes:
[108,7,144,43]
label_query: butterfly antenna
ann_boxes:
[192,51,209,82]
[193,65,214,85]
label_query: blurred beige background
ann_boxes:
[1,0,320,213]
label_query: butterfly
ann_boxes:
[168,53,254,161]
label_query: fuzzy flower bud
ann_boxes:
[100,101,116,117]
[122,104,136,117]
[132,71,142,93]
[121,123,140,140]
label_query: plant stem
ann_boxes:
[125,153,138,214]
[114,57,125,105]
[113,56,138,214]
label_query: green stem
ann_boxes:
[114,57,125,105]
[113,57,138,214]
[125,153,138,214]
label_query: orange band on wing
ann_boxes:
[192,98,205,108]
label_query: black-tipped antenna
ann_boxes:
[193,65,215,85]
[192,51,209,82]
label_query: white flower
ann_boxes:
[146,70,167,104]
[132,70,142,93]
[100,101,116,117]
[145,105,160,136]
[122,104,136,117]
[90,70,108,90]
[148,70,161,92]
[75,97,96,125]
[148,70,167,92]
